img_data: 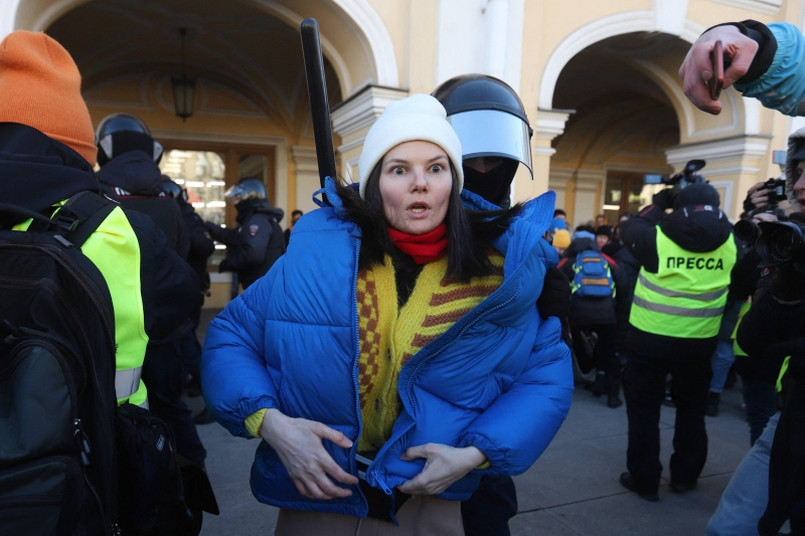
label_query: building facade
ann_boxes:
[1,0,800,304]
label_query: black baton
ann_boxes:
[300,18,336,206]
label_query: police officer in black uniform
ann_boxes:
[433,73,571,536]
[205,177,285,291]
[96,113,189,256]
[162,177,215,326]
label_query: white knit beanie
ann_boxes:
[357,94,463,198]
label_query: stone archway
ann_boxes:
[0,0,401,213]
[4,0,397,99]
[533,10,755,222]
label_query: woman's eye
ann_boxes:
[430,164,444,173]
[392,166,406,175]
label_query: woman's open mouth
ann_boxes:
[408,202,430,215]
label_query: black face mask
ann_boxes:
[462,159,519,208]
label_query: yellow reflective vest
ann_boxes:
[630,228,737,338]
[16,202,149,406]
[732,300,751,357]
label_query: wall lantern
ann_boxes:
[172,27,195,121]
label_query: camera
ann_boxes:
[733,206,789,244]
[735,167,788,244]
[645,159,708,189]
[756,220,805,271]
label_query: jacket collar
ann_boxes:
[0,122,100,226]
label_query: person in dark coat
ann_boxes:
[433,73,572,536]
[162,176,216,409]
[681,18,805,533]
[0,32,211,534]
[284,209,303,247]
[601,215,641,372]
[95,114,209,473]
[559,225,624,407]
[205,176,285,291]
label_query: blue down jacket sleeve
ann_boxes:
[736,22,805,116]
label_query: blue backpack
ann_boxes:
[571,250,615,298]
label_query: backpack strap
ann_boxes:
[0,203,63,231]
[58,192,117,248]
[0,192,117,248]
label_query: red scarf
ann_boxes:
[388,223,448,264]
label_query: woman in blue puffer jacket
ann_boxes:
[201,94,573,535]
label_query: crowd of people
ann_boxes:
[3,14,805,536]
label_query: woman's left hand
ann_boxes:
[397,443,487,496]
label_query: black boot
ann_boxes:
[606,375,622,408]
[592,371,606,397]
[706,391,720,417]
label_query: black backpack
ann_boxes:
[0,192,120,535]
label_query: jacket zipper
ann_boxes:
[366,280,521,491]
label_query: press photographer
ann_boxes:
[679,17,805,534]
[617,162,736,502]
[734,150,789,245]
[705,128,805,535]
[730,212,805,535]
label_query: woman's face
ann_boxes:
[378,140,452,235]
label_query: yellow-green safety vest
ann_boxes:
[732,300,751,357]
[16,202,149,406]
[629,228,737,338]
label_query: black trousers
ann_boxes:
[622,328,716,493]
[461,474,517,536]
[571,323,620,376]
[142,327,208,468]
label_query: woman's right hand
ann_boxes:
[259,408,359,499]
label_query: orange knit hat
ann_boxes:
[0,31,97,165]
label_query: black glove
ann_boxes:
[205,221,220,240]
[537,267,571,319]
[652,188,676,211]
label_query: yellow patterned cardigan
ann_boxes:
[245,252,504,449]
[356,252,504,451]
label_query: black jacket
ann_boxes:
[737,267,805,536]
[208,197,285,288]
[0,122,198,341]
[177,196,214,292]
[602,239,640,327]
[98,151,190,259]
[736,275,803,384]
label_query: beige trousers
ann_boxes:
[274,496,464,536]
